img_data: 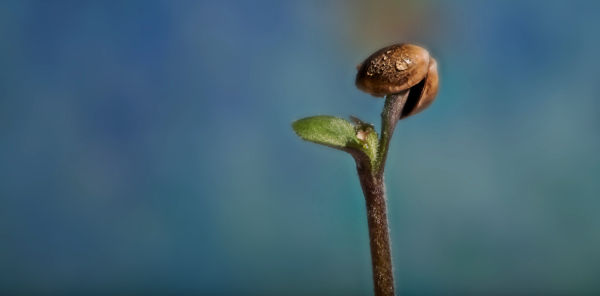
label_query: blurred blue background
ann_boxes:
[1,0,599,295]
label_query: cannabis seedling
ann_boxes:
[292,44,439,296]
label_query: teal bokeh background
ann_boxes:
[1,0,599,294]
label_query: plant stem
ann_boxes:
[355,91,409,296]
[357,169,394,296]
[376,91,409,177]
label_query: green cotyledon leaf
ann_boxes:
[292,115,378,167]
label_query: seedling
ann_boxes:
[292,44,439,296]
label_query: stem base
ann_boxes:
[357,168,394,296]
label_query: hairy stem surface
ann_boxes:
[356,91,409,296]
[357,167,393,296]
[376,91,409,177]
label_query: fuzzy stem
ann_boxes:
[376,91,409,177]
[356,91,409,296]
[357,167,394,296]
